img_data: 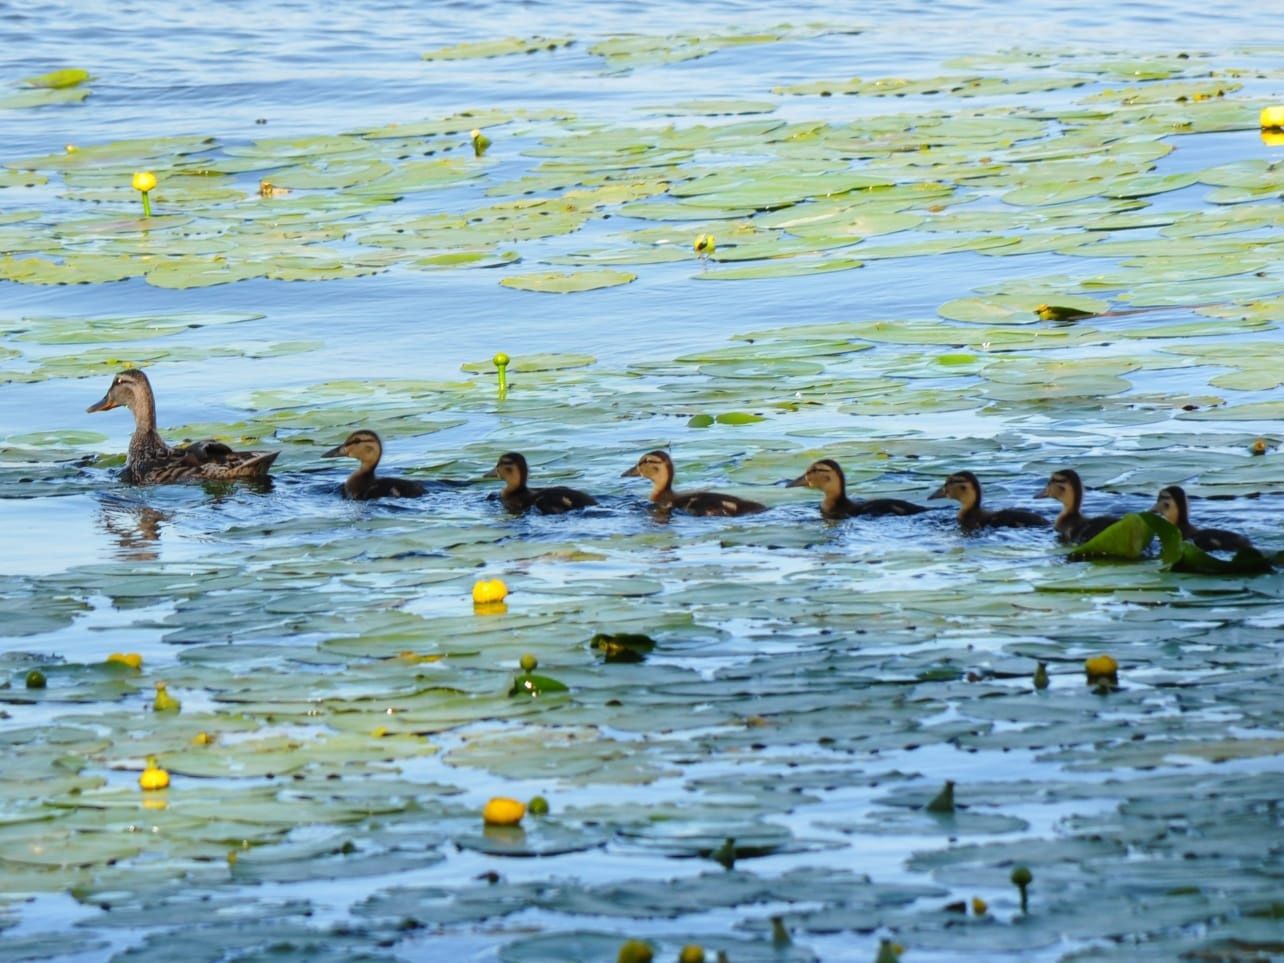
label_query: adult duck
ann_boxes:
[87,369,277,484]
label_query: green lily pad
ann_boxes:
[22,68,91,89]
[1068,513,1156,561]
[422,37,572,61]
[499,269,636,293]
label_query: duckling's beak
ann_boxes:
[481,467,499,478]
[1035,483,1052,499]
[86,395,115,413]
[321,445,346,459]
[621,464,641,477]
[928,484,947,500]
[785,474,809,488]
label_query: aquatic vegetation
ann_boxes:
[1,21,1283,963]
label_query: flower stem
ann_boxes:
[140,191,152,218]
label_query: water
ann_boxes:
[2,2,1284,961]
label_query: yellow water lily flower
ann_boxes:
[694,233,716,256]
[1084,654,1119,685]
[131,171,156,193]
[153,681,181,712]
[482,796,525,825]
[1260,105,1284,130]
[107,652,142,670]
[472,578,509,605]
[139,755,170,790]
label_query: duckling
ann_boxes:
[623,450,766,517]
[485,451,597,515]
[323,430,425,500]
[929,471,1048,531]
[1152,485,1254,552]
[87,369,277,485]
[1037,469,1120,543]
[787,459,930,519]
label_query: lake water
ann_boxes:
[2,1,1283,961]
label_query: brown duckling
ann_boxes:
[788,459,930,520]
[930,471,1048,531]
[1152,485,1254,553]
[87,369,277,485]
[323,430,425,500]
[485,451,597,515]
[623,450,767,517]
[1037,468,1120,543]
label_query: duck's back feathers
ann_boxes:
[980,507,1050,530]
[668,491,767,517]
[531,486,598,515]
[501,485,597,515]
[1058,512,1120,544]
[851,497,932,519]
[343,474,426,501]
[1189,526,1254,553]
[134,445,278,485]
[951,502,1049,531]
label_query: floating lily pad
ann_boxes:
[499,269,636,293]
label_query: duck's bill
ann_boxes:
[1035,484,1052,498]
[86,395,116,413]
[928,485,947,500]
[481,467,499,479]
[620,465,640,477]
[784,474,808,488]
[320,445,345,458]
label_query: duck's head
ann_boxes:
[622,450,674,488]
[485,451,529,488]
[87,369,152,414]
[787,458,845,497]
[930,470,981,510]
[1151,485,1188,527]
[323,429,383,468]
[1038,469,1083,510]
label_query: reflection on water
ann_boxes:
[97,497,170,561]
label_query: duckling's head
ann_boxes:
[485,452,529,488]
[930,470,981,509]
[622,450,674,490]
[87,369,152,414]
[323,429,383,468]
[1038,469,1083,510]
[787,459,846,497]
[1152,485,1188,526]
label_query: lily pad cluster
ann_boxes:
[2,29,1284,963]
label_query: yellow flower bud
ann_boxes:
[139,755,170,791]
[1260,105,1284,130]
[1084,654,1119,685]
[472,578,509,605]
[132,171,157,193]
[482,796,525,825]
